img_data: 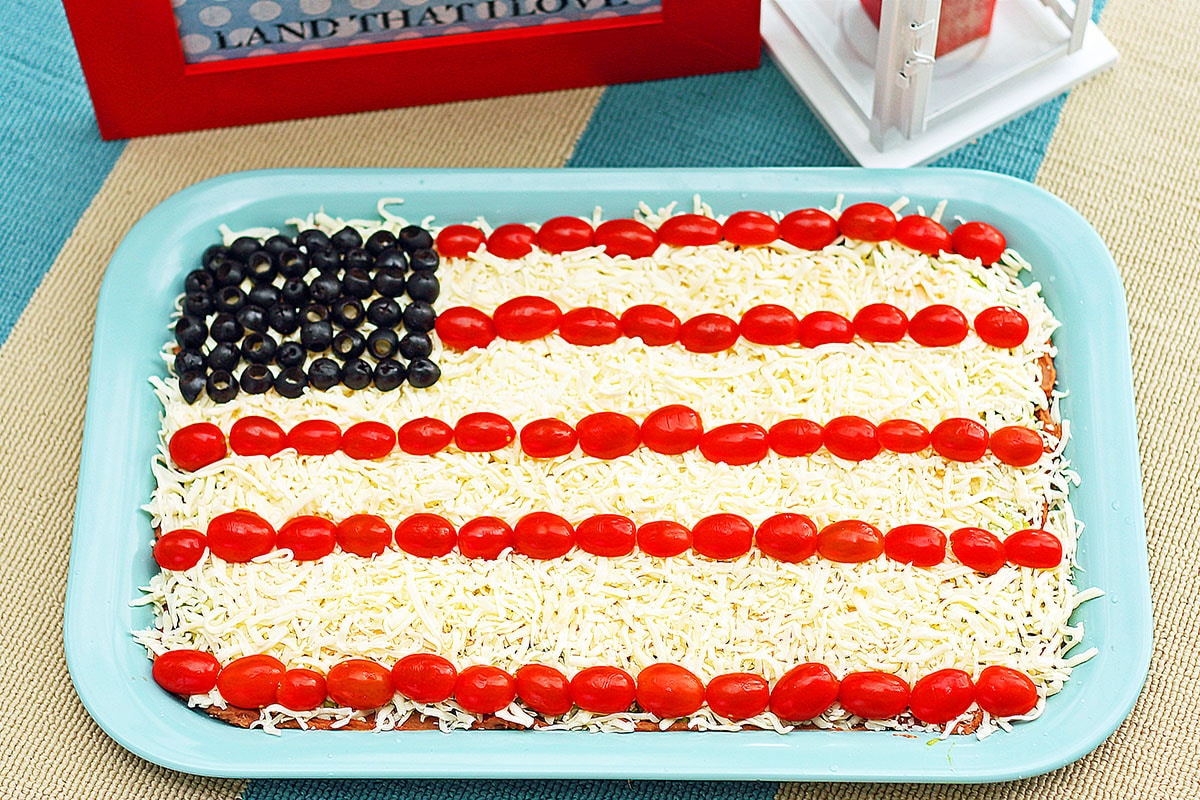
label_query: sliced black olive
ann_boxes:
[277,248,309,279]
[331,297,365,329]
[239,364,274,395]
[274,366,307,398]
[213,260,244,288]
[340,358,373,390]
[185,269,215,296]
[214,285,246,314]
[268,304,300,336]
[201,245,229,273]
[342,267,373,299]
[236,304,269,334]
[407,358,441,388]
[275,340,307,368]
[241,332,277,364]
[373,359,407,391]
[331,329,366,361]
[246,251,276,283]
[175,316,208,350]
[342,248,371,272]
[365,229,397,255]
[301,303,329,323]
[280,278,308,308]
[366,328,399,360]
[174,349,206,376]
[183,292,213,318]
[179,370,206,404]
[206,370,239,403]
[206,342,240,372]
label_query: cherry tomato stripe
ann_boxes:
[168,415,1045,471]
[435,300,1029,351]
[153,649,1039,724]
[160,509,1062,570]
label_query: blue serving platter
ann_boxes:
[64,168,1151,781]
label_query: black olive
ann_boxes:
[332,329,366,361]
[214,285,246,314]
[275,340,307,368]
[309,273,342,304]
[375,248,407,272]
[174,349,206,376]
[263,234,294,255]
[373,267,407,298]
[407,358,441,388]
[229,236,261,261]
[277,248,309,279]
[183,292,213,318]
[206,369,239,403]
[405,271,440,303]
[268,304,300,335]
[209,312,244,343]
[366,328,399,360]
[280,278,309,308]
[236,304,269,333]
[307,357,341,390]
[366,297,402,328]
[403,301,436,333]
[213,260,244,288]
[185,269,215,296]
[175,316,208,349]
[331,226,363,251]
[246,251,276,283]
[239,364,274,395]
[301,303,329,323]
[274,366,307,398]
[201,244,229,272]
[310,248,340,273]
[301,319,334,352]
[398,224,433,254]
[342,248,371,272]
[399,331,433,360]
[342,267,373,299]
[365,229,397,255]
[331,297,365,329]
[373,359,407,391]
[409,248,439,273]
[247,283,281,310]
[179,370,206,404]
[206,342,240,372]
[341,358,373,389]
[297,229,331,252]
[241,332,277,364]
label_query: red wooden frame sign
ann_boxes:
[62,1,761,140]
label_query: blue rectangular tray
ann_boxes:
[64,167,1151,781]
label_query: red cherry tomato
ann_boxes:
[520,418,578,458]
[817,519,884,563]
[594,219,658,258]
[335,514,393,558]
[154,528,207,570]
[217,654,286,708]
[838,671,910,719]
[699,423,769,466]
[207,510,276,563]
[391,653,457,704]
[706,672,770,720]
[454,412,516,452]
[640,404,703,455]
[930,418,989,462]
[989,425,1043,467]
[691,513,755,560]
[796,311,854,348]
[512,512,575,560]
[678,313,739,353]
[397,417,454,455]
[169,422,227,471]
[770,663,840,721]
[341,421,396,460]
[754,513,818,563]
[895,215,951,255]
[637,520,692,558]
[951,221,1006,265]
[487,223,537,259]
[949,526,1006,574]
[723,210,779,246]
[619,304,681,346]
[767,418,823,457]
[435,224,485,258]
[909,669,975,725]
[576,411,639,459]
[575,514,636,557]
[839,202,896,242]
[877,419,930,454]
[636,663,705,718]
[823,415,881,461]
[493,296,562,341]
[974,306,1030,348]
[435,306,496,350]
[779,208,839,250]
[537,216,594,254]
[883,523,947,567]
[1004,528,1063,569]
[276,515,338,561]
[740,304,801,346]
[975,665,1038,717]
[286,419,342,456]
[570,666,636,714]
[657,214,722,246]
[515,664,573,716]
[909,305,969,347]
[558,306,621,346]
[152,649,220,695]
[457,516,514,559]
[228,416,285,457]
[852,303,909,343]
[395,513,457,558]
[275,668,327,712]
[455,665,518,714]
[328,658,394,710]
